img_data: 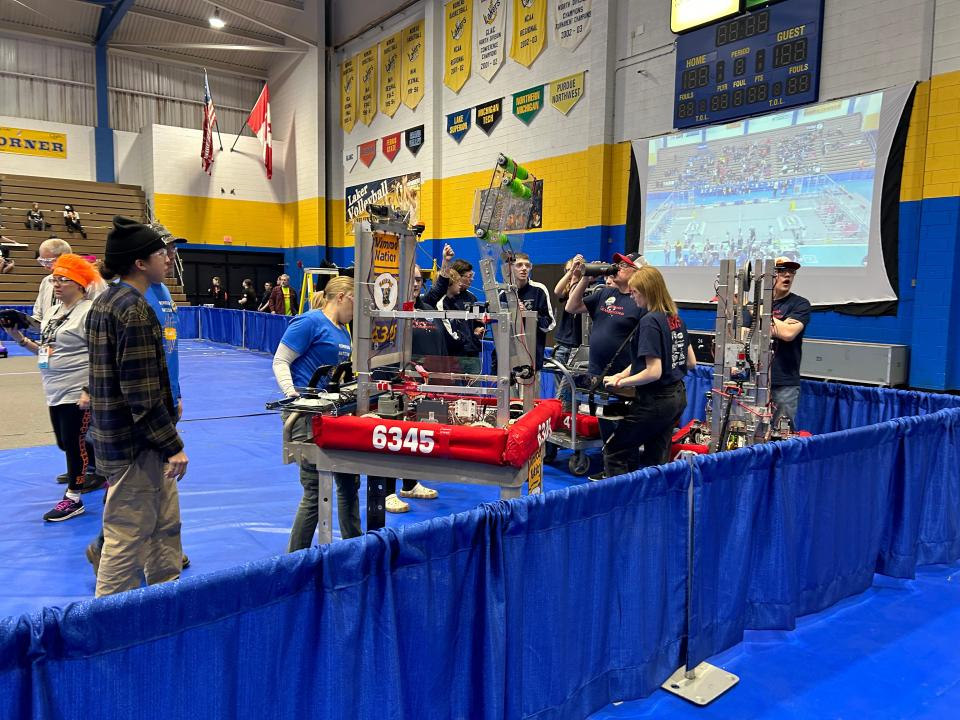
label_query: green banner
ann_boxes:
[512,85,544,124]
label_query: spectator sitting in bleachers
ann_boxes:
[63,206,87,239]
[26,202,48,231]
[0,245,14,274]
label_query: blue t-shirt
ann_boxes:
[583,287,645,375]
[280,310,353,389]
[145,282,181,401]
[631,311,690,387]
[771,292,811,387]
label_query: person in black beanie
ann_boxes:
[85,216,189,598]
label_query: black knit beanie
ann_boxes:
[105,216,166,270]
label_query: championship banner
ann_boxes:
[345,172,422,237]
[343,146,357,172]
[0,126,67,159]
[379,31,402,118]
[553,0,592,50]
[359,139,377,167]
[359,46,378,125]
[513,85,544,124]
[382,132,401,161]
[405,125,425,155]
[475,98,503,134]
[476,0,507,82]
[340,57,357,133]
[549,71,585,114]
[446,109,472,143]
[510,0,547,68]
[444,0,472,93]
[402,20,425,110]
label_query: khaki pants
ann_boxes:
[95,449,183,598]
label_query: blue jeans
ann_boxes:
[771,385,800,428]
[552,344,575,409]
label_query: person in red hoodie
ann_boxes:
[268,273,299,315]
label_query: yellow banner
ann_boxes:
[444,0,472,93]
[510,0,547,68]
[359,46,378,126]
[340,57,357,132]
[402,20,425,110]
[0,127,67,159]
[549,71,585,114]
[379,31,402,118]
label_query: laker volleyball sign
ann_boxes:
[0,127,67,158]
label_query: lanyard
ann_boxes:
[41,304,77,347]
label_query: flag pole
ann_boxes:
[229,127,244,153]
[203,69,224,151]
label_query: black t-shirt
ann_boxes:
[411,296,448,363]
[583,287,645,375]
[631,312,690,387]
[240,288,258,309]
[771,292,811,387]
[554,298,583,348]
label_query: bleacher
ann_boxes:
[0,174,187,306]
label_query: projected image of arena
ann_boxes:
[643,92,882,268]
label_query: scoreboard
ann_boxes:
[673,0,824,129]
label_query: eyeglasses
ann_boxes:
[37,257,55,267]
[51,276,74,285]
[776,269,797,277]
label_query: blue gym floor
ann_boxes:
[2,340,958,719]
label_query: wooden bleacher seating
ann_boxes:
[0,174,187,306]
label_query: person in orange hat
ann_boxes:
[0,253,107,521]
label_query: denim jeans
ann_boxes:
[771,384,801,429]
[551,344,575,409]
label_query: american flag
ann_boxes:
[201,71,217,174]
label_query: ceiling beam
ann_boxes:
[260,0,304,8]
[195,0,316,47]
[96,0,135,44]
[0,20,90,46]
[109,46,268,80]
[111,42,306,53]
[127,6,287,47]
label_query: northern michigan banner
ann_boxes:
[513,85,544,124]
[476,0,507,82]
[475,98,503,134]
[359,46,378,125]
[444,0,472,93]
[0,127,67,158]
[402,20,425,109]
[345,172,422,237]
[379,31,402,118]
[549,71,585,114]
[510,0,547,68]
[340,57,357,132]
[553,0,592,50]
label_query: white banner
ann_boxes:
[343,146,357,172]
[476,0,507,82]
[553,0,592,51]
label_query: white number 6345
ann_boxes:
[372,425,436,454]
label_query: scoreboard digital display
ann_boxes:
[673,0,824,129]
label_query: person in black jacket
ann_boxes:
[208,276,228,308]
[238,278,258,310]
[506,252,555,369]
[423,244,484,376]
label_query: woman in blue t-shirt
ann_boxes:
[273,275,362,548]
[602,266,697,475]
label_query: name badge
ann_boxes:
[38,345,51,369]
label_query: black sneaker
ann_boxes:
[56,473,69,484]
[43,497,84,522]
[588,472,607,482]
[81,473,107,493]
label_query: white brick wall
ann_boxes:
[115,130,143,188]
[0,115,96,181]
[271,46,324,202]
[933,0,960,75]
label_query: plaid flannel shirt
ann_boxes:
[86,284,183,472]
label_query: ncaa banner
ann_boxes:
[444,0,472,93]
[359,139,377,168]
[475,98,503,134]
[405,125,425,155]
[402,20,425,110]
[510,0,547,68]
[343,146,358,172]
[379,31,402,118]
[382,132,401,162]
[553,0,592,50]
[359,46,378,125]
[549,71,585,114]
[340,57,357,132]
[446,109,472,143]
[476,0,507,82]
[345,172,422,237]
[513,85,544,124]
[0,127,67,158]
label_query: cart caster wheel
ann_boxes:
[569,452,590,476]
[543,443,558,463]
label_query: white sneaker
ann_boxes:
[385,494,409,513]
[399,482,439,500]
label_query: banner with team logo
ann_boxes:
[402,20,425,109]
[476,0,507,81]
[444,0,472,92]
[447,109,472,143]
[379,31,402,118]
[549,71,585,114]
[359,46,378,125]
[475,98,503,134]
[553,0,592,50]
[345,172,422,237]
[510,0,547,68]
[513,85,544,124]
[340,57,357,132]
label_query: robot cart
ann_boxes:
[541,355,602,476]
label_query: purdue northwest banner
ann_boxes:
[379,31,402,118]
[446,109,472,143]
[340,57,357,132]
[549,72,585,114]
[553,0,592,50]
[444,0,472,93]
[345,172,422,236]
[476,0,507,82]
[402,20,425,109]
[510,0,547,68]
[0,127,67,158]
[359,46,378,125]
[513,85,544,124]
[475,98,503,134]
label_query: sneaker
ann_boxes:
[398,482,439,500]
[43,497,84,522]
[85,541,101,576]
[81,473,107,493]
[385,494,410,513]
[56,472,69,484]
[588,472,607,482]
[182,554,190,570]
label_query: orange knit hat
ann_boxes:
[52,253,102,289]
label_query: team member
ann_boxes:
[565,252,647,480]
[268,274,299,315]
[208,276,228,308]
[424,245,484,375]
[552,258,584,408]
[602,266,696,474]
[508,252,555,369]
[769,257,811,427]
[86,217,188,598]
[272,276,361,547]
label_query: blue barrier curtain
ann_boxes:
[176,306,200,339]
[243,311,292,354]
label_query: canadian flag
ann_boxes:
[246,84,272,179]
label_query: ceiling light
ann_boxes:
[209,8,225,29]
